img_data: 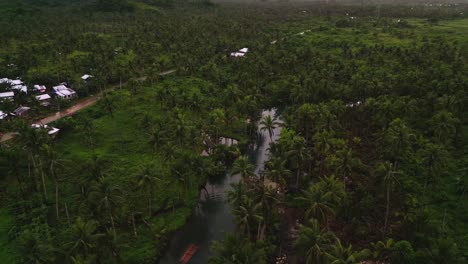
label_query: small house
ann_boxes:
[230,52,246,57]
[230,47,249,58]
[32,124,60,138]
[81,74,93,81]
[0,111,8,120]
[0,91,14,101]
[53,85,76,99]
[36,94,51,106]
[11,106,30,117]
[33,85,47,93]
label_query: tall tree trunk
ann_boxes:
[65,202,71,226]
[295,169,300,190]
[55,178,59,219]
[132,212,138,237]
[384,184,390,236]
[110,212,117,239]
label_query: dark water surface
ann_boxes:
[159,110,280,264]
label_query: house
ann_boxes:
[12,85,28,93]
[36,94,52,106]
[0,111,8,120]
[11,106,30,117]
[81,74,93,81]
[230,47,249,57]
[33,85,47,93]
[0,91,14,101]
[230,52,246,57]
[53,85,76,99]
[31,124,60,137]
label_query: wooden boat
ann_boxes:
[179,244,199,264]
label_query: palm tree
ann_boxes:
[335,147,360,190]
[250,184,279,240]
[134,163,161,216]
[232,196,263,239]
[287,135,307,190]
[384,118,413,165]
[232,155,255,180]
[259,115,280,142]
[40,144,64,219]
[295,176,345,225]
[210,234,271,264]
[15,122,50,199]
[264,157,291,186]
[294,218,336,264]
[89,177,122,239]
[66,217,104,259]
[228,182,248,209]
[430,110,459,145]
[376,161,401,236]
[326,239,366,264]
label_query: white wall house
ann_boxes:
[36,94,52,106]
[53,85,76,99]
[0,91,14,101]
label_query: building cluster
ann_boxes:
[0,75,91,124]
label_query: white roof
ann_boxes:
[230,52,246,57]
[53,85,68,91]
[0,92,14,98]
[0,78,9,84]
[34,85,47,91]
[81,74,93,80]
[32,124,60,135]
[0,111,7,120]
[12,85,27,93]
[36,94,51,101]
[57,90,74,96]
[239,48,249,53]
[10,80,23,85]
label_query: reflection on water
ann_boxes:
[159,110,281,264]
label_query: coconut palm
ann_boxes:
[232,196,263,239]
[40,144,64,219]
[264,157,291,186]
[294,218,336,264]
[295,176,344,225]
[259,115,280,142]
[326,239,366,264]
[335,147,360,190]
[66,217,104,259]
[232,155,255,180]
[376,161,401,236]
[210,234,272,264]
[134,163,161,216]
[89,177,122,239]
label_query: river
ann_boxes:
[159,109,281,264]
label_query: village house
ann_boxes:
[81,74,93,81]
[32,124,60,138]
[0,111,8,120]
[53,85,76,99]
[36,94,52,106]
[33,85,47,93]
[11,106,30,118]
[0,91,14,102]
[230,47,249,57]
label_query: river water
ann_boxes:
[159,109,281,264]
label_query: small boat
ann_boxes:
[179,244,200,264]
